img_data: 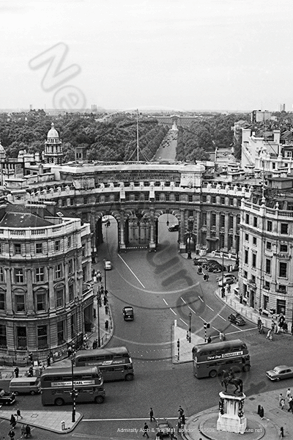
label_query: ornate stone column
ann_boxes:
[179,208,186,252]
[119,210,126,250]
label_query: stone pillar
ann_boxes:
[196,211,201,250]
[149,209,156,251]
[179,209,186,252]
[26,268,34,314]
[225,213,229,250]
[5,268,13,315]
[119,212,126,250]
[232,215,237,251]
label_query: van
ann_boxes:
[9,377,40,395]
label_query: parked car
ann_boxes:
[0,391,16,405]
[193,257,208,266]
[218,275,237,286]
[122,306,134,321]
[228,313,246,326]
[104,260,112,270]
[266,365,293,381]
[168,224,179,232]
[156,418,173,436]
[207,264,226,273]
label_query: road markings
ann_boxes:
[218,314,226,321]
[180,318,187,325]
[169,308,177,315]
[118,254,145,288]
[188,306,196,314]
[163,298,169,305]
[206,304,214,311]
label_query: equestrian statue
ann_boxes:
[221,369,243,394]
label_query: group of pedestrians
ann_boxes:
[142,406,184,438]
[279,388,293,413]
[8,411,31,439]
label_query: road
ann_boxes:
[153,129,177,162]
[1,219,292,439]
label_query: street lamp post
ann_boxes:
[189,312,192,343]
[71,352,77,422]
[97,292,101,347]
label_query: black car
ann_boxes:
[123,306,134,321]
[193,257,208,266]
[168,224,179,232]
[0,391,16,406]
[228,313,246,326]
[207,263,226,272]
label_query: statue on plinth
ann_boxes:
[221,369,243,395]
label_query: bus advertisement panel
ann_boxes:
[192,339,251,379]
[40,366,105,406]
[74,346,134,382]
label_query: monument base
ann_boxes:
[217,413,247,434]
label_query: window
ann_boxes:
[267,221,272,232]
[56,287,64,308]
[280,244,288,253]
[245,214,249,224]
[37,325,48,349]
[211,213,216,226]
[266,241,272,250]
[265,259,271,275]
[0,267,4,283]
[252,253,256,268]
[220,215,225,227]
[221,197,225,205]
[202,213,207,226]
[16,326,27,349]
[253,237,257,245]
[281,223,288,234]
[55,240,61,251]
[279,262,287,278]
[243,271,248,279]
[202,195,207,203]
[68,259,74,275]
[229,198,234,206]
[244,250,248,264]
[212,196,216,204]
[277,299,286,315]
[264,281,270,290]
[68,236,72,248]
[278,285,287,294]
[253,217,257,227]
[0,293,4,310]
[57,321,65,345]
[0,324,6,347]
[69,284,74,302]
[55,264,62,279]
[36,292,46,311]
[229,215,234,229]
[263,295,269,310]
[15,295,25,312]
[245,234,249,242]
[36,243,43,254]
[36,267,45,282]
[14,243,21,254]
[251,275,256,283]
[14,268,24,283]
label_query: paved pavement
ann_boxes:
[173,251,293,439]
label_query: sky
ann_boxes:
[2,0,293,112]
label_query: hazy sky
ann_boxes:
[2,0,293,112]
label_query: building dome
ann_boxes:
[47,123,59,138]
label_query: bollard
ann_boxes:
[61,421,65,431]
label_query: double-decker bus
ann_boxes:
[74,346,134,382]
[192,339,251,379]
[40,366,105,406]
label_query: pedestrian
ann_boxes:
[280,398,285,410]
[92,339,98,349]
[28,352,33,364]
[16,409,23,420]
[156,430,163,440]
[288,396,293,412]
[28,366,33,377]
[178,406,184,417]
[207,336,212,343]
[14,367,19,378]
[150,407,155,422]
[8,429,15,439]
[142,422,149,438]
[286,388,291,402]
[279,426,284,438]
[170,426,177,439]
[10,414,16,428]
[266,329,272,340]
[25,425,31,438]
[279,393,284,406]
[104,296,108,306]
[47,354,51,367]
